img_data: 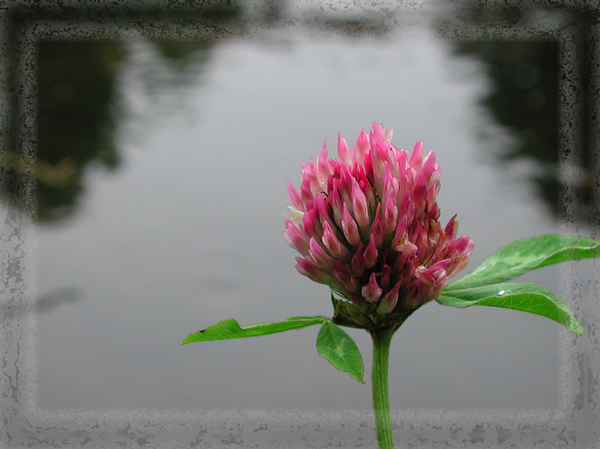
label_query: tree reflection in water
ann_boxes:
[1,4,242,225]
[5,6,594,229]
[37,40,125,223]
[36,38,217,224]
[449,7,597,228]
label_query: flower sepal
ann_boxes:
[331,292,416,333]
[331,293,373,330]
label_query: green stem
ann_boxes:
[370,328,395,449]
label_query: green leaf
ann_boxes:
[446,235,600,291]
[316,321,365,383]
[437,282,583,334]
[181,315,329,345]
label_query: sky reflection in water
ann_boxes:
[36,36,564,410]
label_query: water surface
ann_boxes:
[36,35,566,411]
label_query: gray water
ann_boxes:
[36,36,567,411]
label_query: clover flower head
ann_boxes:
[284,123,474,323]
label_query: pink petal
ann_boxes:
[363,234,378,269]
[337,133,352,166]
[377,281,401,314]
[351,180,370,230]
[410,141,423,168]
[362,272,382,303]
[354,129,370,165]
[341,203,361,246]
[322,221,348,259]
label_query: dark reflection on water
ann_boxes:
[453,41,565,217]
[454,41,558,167]
[448,7,598,227]
[35,39,219,224]
[5,4,242,225]
[36,286,80,313]
[31,40,585,229]
[37,41,125,222]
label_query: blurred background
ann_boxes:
[2,2,597,411]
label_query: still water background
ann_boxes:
[34,33,577,410]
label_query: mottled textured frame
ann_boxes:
[0,0,599,447]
